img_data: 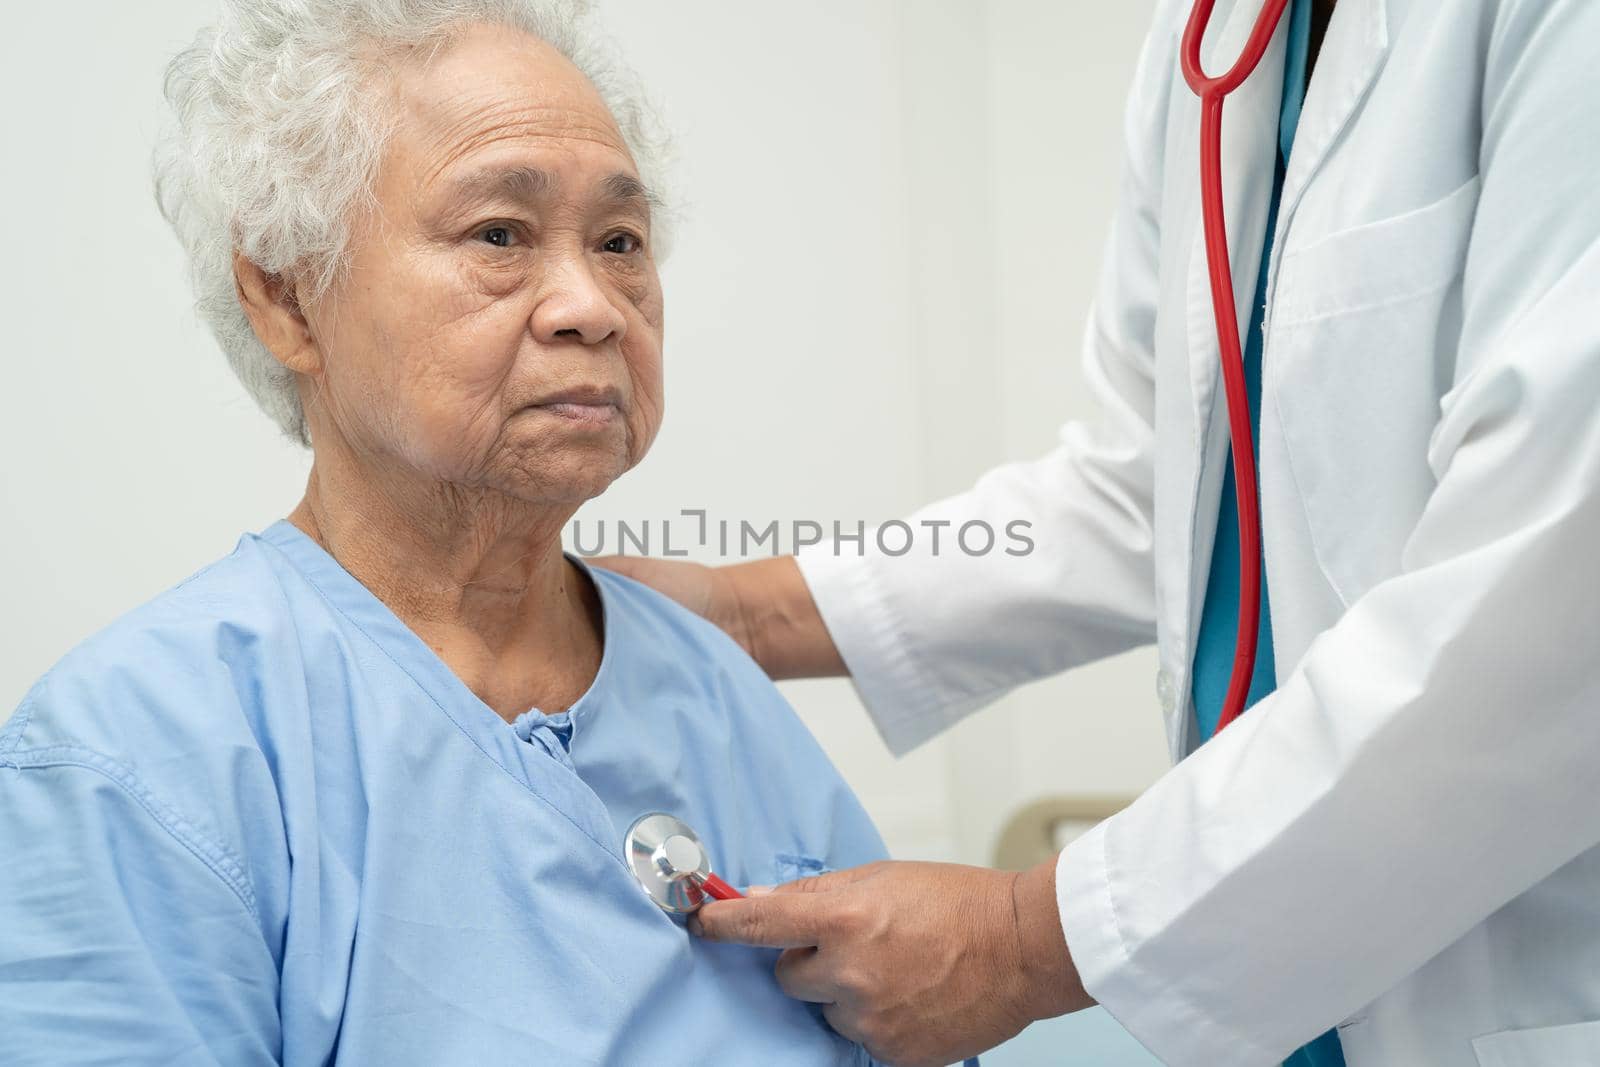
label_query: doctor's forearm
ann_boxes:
[726,555,848,680]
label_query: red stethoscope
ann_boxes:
[625,812,744,915]
[1182,0,1292,733]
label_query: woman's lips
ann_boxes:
[535,400,620,425]
[524,386,623,426]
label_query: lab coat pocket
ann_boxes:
[1472,1019,1600,1067]
[1268,175,1481,605]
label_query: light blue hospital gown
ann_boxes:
[0,520,887,1065]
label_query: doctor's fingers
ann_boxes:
[692,892,836,948]
[821,1002,949,1067]
[774,946,845,1003]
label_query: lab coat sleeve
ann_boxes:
[1056,4,1600,1063]
[0,746,282,1065]
[794,1,1185,756]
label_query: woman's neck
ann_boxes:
[287,459,604,723]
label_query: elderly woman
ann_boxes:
[0,1,887,1063]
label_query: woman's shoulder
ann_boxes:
[579,559,835,753]
[3,531,301,765]
[1,533,305,930]
[581,559,773,687]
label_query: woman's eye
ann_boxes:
[602,232,642,255]
[479,225,517,248]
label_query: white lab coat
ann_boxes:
[796,0,1600,1063]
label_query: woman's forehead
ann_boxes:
[392,24,633,190]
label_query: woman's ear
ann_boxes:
[233,251,322,375]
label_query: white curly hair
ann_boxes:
[153,0,671,446]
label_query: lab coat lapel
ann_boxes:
[1273,0,1391,245]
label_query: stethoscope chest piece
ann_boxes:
[625,812,716,915]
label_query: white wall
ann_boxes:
[0,0,1163,870]
[949,0,1170,864]
[1,2,316,687]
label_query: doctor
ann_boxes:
[600,0,1600,1064]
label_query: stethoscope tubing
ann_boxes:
[1180,0,1292,733]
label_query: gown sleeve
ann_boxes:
[0,739,282,1066]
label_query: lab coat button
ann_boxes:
[1156,668,1176,714]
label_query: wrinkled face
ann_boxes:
[301,22,664,505]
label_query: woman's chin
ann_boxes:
[497,455,630,507]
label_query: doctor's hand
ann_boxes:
[691,858,1092,1067]
[590,554,846,680]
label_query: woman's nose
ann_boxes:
[530,258,628,347]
